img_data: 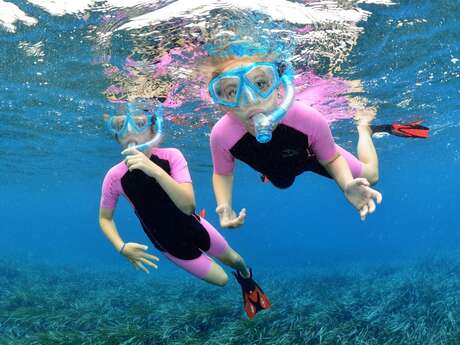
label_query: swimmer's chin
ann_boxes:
[121,141,138,149]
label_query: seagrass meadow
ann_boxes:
[1,1,459,344]
[2,254,460,345]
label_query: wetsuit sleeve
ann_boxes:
[210,122,235,175]
[100,168,122,209]
[167,148,192,184]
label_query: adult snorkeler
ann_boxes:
[202,32,428,228]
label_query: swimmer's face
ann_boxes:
[104,114,155,150]
[213,58,279,133]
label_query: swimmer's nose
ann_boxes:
[241,86,260,106]
[127,121,134,132]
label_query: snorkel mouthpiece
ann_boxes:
[253,113,273,143]
[252,74,295,143]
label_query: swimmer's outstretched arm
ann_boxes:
[212,173,246,228]
[124,148,196,215]
[321,153,382,221]
[99,207,159,273]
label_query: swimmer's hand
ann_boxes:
[344,178,382,221]
[216,204,246,228]
[119,242,159,274]
[124,148,164,179]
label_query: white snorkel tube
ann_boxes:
[252,73,295,143]
[120,105,164,155]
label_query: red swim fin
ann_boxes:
[234,269,271,320]
[391,121,429,138]
[198,208,206,218]
[371,121,429,138]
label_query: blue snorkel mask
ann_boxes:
[107,102,164,154]
[208,60,294,143]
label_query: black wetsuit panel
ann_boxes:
[120,155,210,260]
[229,124,332,189]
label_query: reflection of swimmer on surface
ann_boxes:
[200,32,428,227]
[98,101,270,319]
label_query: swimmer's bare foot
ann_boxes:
[348,80,364,93]
[354,106,377,130]
[348,92,376,126]
[352,105,376,139]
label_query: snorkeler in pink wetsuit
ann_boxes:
[100,146,232,279]
[98,103,271,319]
[202,35,384,228]
[211,100,364,186]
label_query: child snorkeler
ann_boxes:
[204,35,429,228]
[98,101,270,319]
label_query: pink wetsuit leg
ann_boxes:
[164,217,229,279]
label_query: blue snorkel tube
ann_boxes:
[120,104,164,155]
[252,71,295,143]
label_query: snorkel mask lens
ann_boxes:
[245,64,278,97]
[132,114,149,129]
[209,62,280,108]
[107,116,125,133]
[107,114,154,138]
[211,76,240,107]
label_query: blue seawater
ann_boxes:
[0,1,459,344]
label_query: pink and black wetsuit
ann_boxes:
[100,147,229,279]
[210,101,363,188]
